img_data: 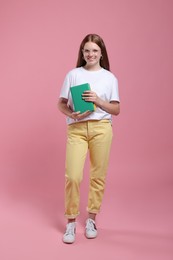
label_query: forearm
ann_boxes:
[58,98,72,117]
[97,100,120,116]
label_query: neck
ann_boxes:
[84,64,102,71]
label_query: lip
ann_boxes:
[87,58,95,61]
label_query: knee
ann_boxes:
[90,177,105,189]
[66,174,82,184]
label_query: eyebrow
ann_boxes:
[83,48,99,51]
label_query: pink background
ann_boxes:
[0,0,173,259]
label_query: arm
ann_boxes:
[58,97,73,117]
[98,100,120,115]
[82,91,120,116]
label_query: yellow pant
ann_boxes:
[65,120,113,219]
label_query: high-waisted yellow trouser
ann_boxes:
[65,120,113,219]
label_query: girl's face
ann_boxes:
[82,41,102,70]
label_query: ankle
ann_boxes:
[88,213,96,221]
[68,218,76,223]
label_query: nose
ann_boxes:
[88,50,94,56]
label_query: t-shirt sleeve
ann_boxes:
[110,76,120,102]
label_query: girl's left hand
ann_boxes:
[82,90,100,105]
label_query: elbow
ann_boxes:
[114,109,120,116]
[57,97,67,111]
[114,103,120,116]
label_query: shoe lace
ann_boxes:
[65,223,75,236]
[86,219,96,231]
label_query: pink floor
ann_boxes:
[1,177,172,260]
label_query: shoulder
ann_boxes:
[102,69,118,81]
[66,67,82,77]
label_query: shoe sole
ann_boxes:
[85,234,97,239]
[62,239,75,244]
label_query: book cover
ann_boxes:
[70,83,95,113]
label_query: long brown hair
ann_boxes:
[76,34,110,71]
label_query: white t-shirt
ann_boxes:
[59,67,120,125]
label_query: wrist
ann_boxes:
[69,112,74,119]
[98,99,104,109]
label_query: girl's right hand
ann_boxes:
[71,110,92,120]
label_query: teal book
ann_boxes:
[70,83,95,113]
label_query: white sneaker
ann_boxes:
[63,222,76,244]
[85,218,97,239]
